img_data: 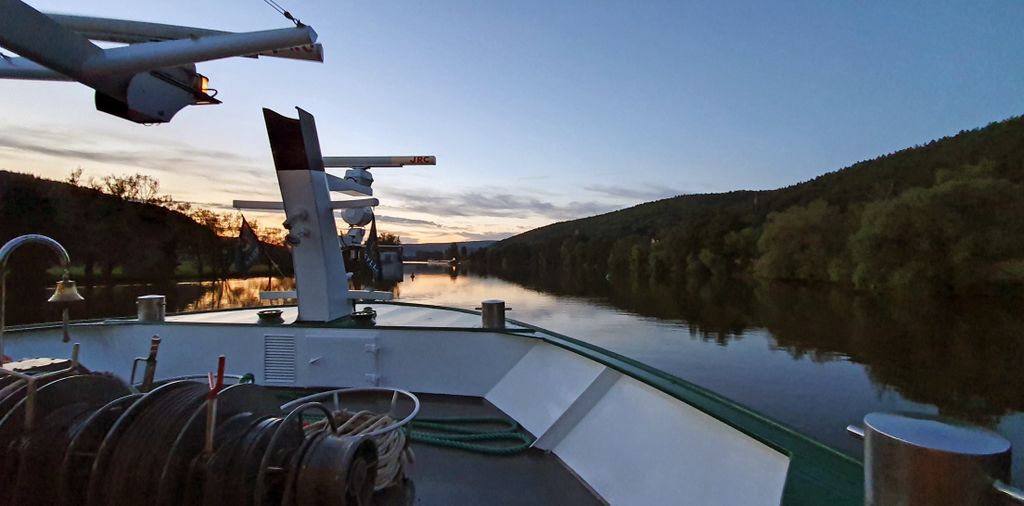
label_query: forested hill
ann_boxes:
[484,115,1024,292]
[0,170,285,283]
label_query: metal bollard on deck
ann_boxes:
[137,295,166,322]
[479,300,506,329]
[849,411,1024,505]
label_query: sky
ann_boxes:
[1,1,1023,243]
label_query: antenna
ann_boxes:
[319,156,436,244]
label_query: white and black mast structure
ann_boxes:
[233,108,436,322]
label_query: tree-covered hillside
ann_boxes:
[0,170,290,284]
[481,116,1024,293]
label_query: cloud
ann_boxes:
[184,201,241,213]
[455,230,516,241]
[374,214,443,228]
[385,187,619,220]
[0,125,267,191]
[583,184,686,201]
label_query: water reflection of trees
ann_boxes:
[501,270,1024,421]
[4,277,296,325]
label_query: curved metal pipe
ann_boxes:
[0,234,75,364]
[0,234,71,269]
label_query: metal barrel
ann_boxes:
[136,295,166,322]
[480,300,506,329]
[863,412,1013,505]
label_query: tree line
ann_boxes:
[0,170,291,284]
[476,115,1024,295]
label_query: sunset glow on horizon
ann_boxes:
[2,0,1022,243]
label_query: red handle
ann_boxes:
[207,355,226,400]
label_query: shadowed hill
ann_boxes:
[0,170,287,283]
[486,115,1024,293]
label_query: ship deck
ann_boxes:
[342,392,604,505]
[166,303,528,330]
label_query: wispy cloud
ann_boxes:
[583,184,686,201]
[454,230,516,241]
[386,187,619,220]
[374,214,443,228]
[0,125,267,192]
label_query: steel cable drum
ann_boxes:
[254,419,306,506]
[183,412,262,505]
[7,374,132,506]
[84,380,202,506]
[255,403,324,506]
[204,416,284,506]
[292,433,378,506]
[0,371,112,506]
[158,383,281,506]
[100,381,208,506]
[59,393,143,506]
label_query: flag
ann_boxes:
[235,216,262,274]
[364,215,382,280]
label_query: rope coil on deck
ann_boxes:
[409,417,534,456]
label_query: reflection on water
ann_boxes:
[4,277,295,325]
[6,264,1024,481]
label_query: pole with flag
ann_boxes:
[364,215,382,281]
[235,216,263,274]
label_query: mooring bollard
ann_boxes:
[137,295,166,322]
[479,300,506,329]
[850,411,1024,505]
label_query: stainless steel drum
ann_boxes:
[480,300,506,329]
[137,295,166,322]
[863,411,1012,505]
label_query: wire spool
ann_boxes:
[59,393,143,506]
[292,433,378,506]
[205,416,286,506]
[306,410,409,491]
[7,374,132,506]
[158,383,282,506]
[185,412,263,505]
[85,380,202,506]
[286,388,420,493]
[0,371,108,506]
[254,404,320,506]
[100,381,208,506]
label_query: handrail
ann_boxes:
[280,387,421,439]
[0,342,80,430]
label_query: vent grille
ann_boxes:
[264,334,296,384]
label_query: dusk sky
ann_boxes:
[1,1,1022,243]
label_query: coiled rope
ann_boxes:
[409,417,534,456]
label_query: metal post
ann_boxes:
[141,336,161,392]
[1,268,6,365]
[856,412,1024,505]
[137,295,166,321]
[480,300,506,329]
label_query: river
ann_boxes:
[6,262,1024,482]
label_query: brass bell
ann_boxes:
[48,275,85,303]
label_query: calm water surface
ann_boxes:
[8,264,1024,482]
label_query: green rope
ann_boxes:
[409,417,534,456]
